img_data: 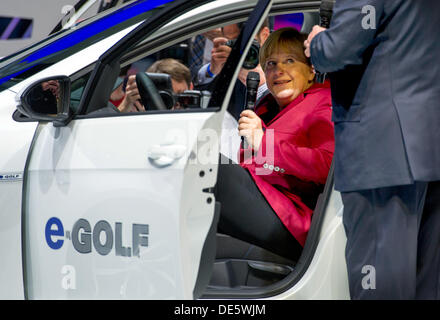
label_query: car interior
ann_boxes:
[99,9,328,298]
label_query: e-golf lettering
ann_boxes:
[45,217,149,257]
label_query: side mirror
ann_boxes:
[15,75,72,127]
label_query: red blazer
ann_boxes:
[240,81,334,247]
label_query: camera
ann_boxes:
[225,39,260,70]
[176,90,211,109]
[144,73,211,109]
[130,73,211,109]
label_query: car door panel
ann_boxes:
[24,111,221,299]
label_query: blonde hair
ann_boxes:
[259,27,310,71]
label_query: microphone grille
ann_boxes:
[246,71,260,88]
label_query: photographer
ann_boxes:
[195,21,270,120]
[117,58,194,112]
[197,22,269,86]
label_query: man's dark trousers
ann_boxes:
[341,181,440,299]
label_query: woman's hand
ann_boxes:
[238,110,264,151]
[118,75,145,113]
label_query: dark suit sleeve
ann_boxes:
[310,0,385,73]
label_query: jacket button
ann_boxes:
[274,166,280,172]
[280,168,285,173]
[263,163,269,169]
[268,165,274,170]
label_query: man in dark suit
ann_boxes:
[304,0,440,299]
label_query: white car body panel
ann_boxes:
[274,189,349,300]
[0,89,36,299]
[24,111,221,299]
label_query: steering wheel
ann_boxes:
[135,72,167,111]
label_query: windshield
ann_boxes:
[0,0,173,91]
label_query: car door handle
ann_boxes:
[147,144,187,167]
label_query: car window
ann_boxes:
[101,10,314,115]
[93,13,270,115]
[106,24,230,113]
[70,71,92,113]
[97,21,250,114]
[76,0,321,118]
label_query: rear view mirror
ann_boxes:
[15,75,72,127]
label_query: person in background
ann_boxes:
[196,20,271,108]
[189,28,223,83]
[117,58,193,112]
[195,21,272,163]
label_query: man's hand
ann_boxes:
[210,37,231,75]
[238,64,266,87]
[118,75,145,113]
[238,110,264,151]
[304,25,326,58]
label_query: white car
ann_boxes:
[0,0,349,299]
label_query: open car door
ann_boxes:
[21,0,273,299]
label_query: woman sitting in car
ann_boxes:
[215,27,334,260]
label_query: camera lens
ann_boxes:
[243,43,259,69]
[226,38,259,69]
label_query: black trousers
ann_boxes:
[214,156,303,261]
[341,181,440,300]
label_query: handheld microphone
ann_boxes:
[242,71,260,149]
[245,71,260,110]
[320,0,335,28]
[315,0,335,83]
